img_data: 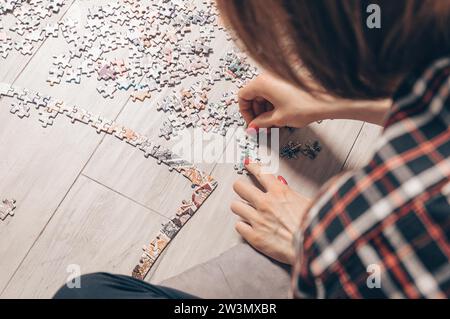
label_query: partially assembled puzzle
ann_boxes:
[0,81,218,278]
[0,0,261,278]
[0,0,321,279]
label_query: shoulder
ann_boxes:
[295,57,450,298]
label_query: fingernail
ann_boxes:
[246,124,259,134]
[244,157,251,165]
[277,175,288,185]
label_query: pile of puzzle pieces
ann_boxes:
[0,198,16,221]
[1,0,258,141]
[0,0,260,274]
[157,82,246,139]
[0,82,218,275]
[42,0,220,97]
[0,0,66,58]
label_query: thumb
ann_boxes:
[239,74,277,102]
[249,110,282,129]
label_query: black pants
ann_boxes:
[54,272,198,299]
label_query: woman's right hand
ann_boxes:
[238,72,328,130]
[239,72,393,129]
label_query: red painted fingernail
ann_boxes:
[244,157,250,165]
[277,175,288,185]
[246,124,259,134]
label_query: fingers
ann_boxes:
[238,74,277,126]
[249,110,282,129]
[252,98,266,119]
[238,76,263,126]
[238,97,255,125]
[233,179,264,204]
[235,221,257,243]
[238,73,288,128]
[245,163,279,191]
[238,74,274,102]
[230,200,258,223]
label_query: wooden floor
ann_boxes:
[0,1,382,298]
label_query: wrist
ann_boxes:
[319,98,392,126]
[291,229,304,266]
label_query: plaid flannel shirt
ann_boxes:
[292,58,450,299]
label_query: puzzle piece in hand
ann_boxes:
[0,199,16,221]
[234,133,260,174]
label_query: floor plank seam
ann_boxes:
[0,1,84,297]
[339,122,365,172]
[81,173,169,220]
[0,103,123,296]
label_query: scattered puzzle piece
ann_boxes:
[280,140,322,160]
[10,101,30,118]
[130,88,151,102]
[0,199,16,221]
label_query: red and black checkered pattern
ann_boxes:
[292,58,450,299]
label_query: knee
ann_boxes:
[53,272,112,299]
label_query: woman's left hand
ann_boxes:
[231,163,312,265]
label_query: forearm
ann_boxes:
[318,99,392,126]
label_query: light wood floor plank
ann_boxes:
[1,175,167,298]
[0,0,149,292]
[343,122,382,170]
[82,96,235,217]
[148,119,366,283]
[0,1,75,83]
[0,97,104,293]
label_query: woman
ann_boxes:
[55,0,449,298]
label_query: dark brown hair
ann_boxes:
[216,0,450,100]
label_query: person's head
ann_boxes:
[216,0,450,100]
